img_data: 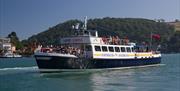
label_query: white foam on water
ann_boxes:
[0,64,165,73]
[39,64,165,73]
[0,66,38,71]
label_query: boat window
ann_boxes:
[126,47,131,52]
[131,47,134,52]
[102,46,108,52]
[108,47,114,52]
[91,31,96,36]
[85,45,92,51]
[95,46,101,52]
[121,47,126,52]
[115,47,120,52]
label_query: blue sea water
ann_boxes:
[0,54,179,91]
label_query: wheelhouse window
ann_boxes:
[95,46,101,52]
[108,47,114,52]
[115,47,120,52]
[131,47,134,52]
[126,47,131,52]
[102,46,108,52]
[121,47,126,52]
[85,45,92,51]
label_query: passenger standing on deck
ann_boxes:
[109,36,112,44]
[102,36,108,44]
[112,36,115,45]
[77,48,81,56]
[124,37,129,45]
[115,36,120,45]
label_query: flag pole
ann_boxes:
[150,32,152,52]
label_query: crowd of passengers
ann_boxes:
[40,45,152,55]
[101,36,129,45]
[40,45,83,56]
[39,36,157,55]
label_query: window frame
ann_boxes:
[115,47,120,52]
[126,47,131,52]
[102,46,108,52]
[131,47,134,52]
[108,46,114,52]
[120,47,126,52]
[94,46,101,52]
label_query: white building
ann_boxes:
[0,38,12,53]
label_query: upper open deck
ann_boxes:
[60,30,132,46]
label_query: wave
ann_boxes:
[0,66,38,71]
[0,64,165,72]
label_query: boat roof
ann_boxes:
[60,35,101,44]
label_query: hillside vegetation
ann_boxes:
[24,17,179,53]
[169,21,180,31]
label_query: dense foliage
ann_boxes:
[25,17,179,53]
[7,32,23,50]
[166,31,180,53]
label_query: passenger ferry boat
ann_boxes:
[34,17,161,71]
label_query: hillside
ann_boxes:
[25,17,179,53]
[168,21,180,31]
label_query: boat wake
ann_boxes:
[0,64,165,75]
[40,64,165,73]
[0,66,38,71]
[0,66,39,75]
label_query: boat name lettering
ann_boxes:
[63,38,83,43]
[118,54,128,57]
[94,53,114,57]
[102,54,114,57]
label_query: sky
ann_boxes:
[0,0,180,40]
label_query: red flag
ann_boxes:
[152,34,160,40]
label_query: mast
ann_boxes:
[83,16,87,35]
[83,16,88,58]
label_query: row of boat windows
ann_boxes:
[86,45,134,52]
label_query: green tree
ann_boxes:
[7,32,23,50]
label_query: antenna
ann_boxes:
[75,23,80,30]
[84,16,87,30]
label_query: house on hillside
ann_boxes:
[0,37,16,54]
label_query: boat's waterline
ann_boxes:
[38,63,165,73]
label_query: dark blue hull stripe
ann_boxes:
[35,56,161,69]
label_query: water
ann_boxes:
[0,54,179,91]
